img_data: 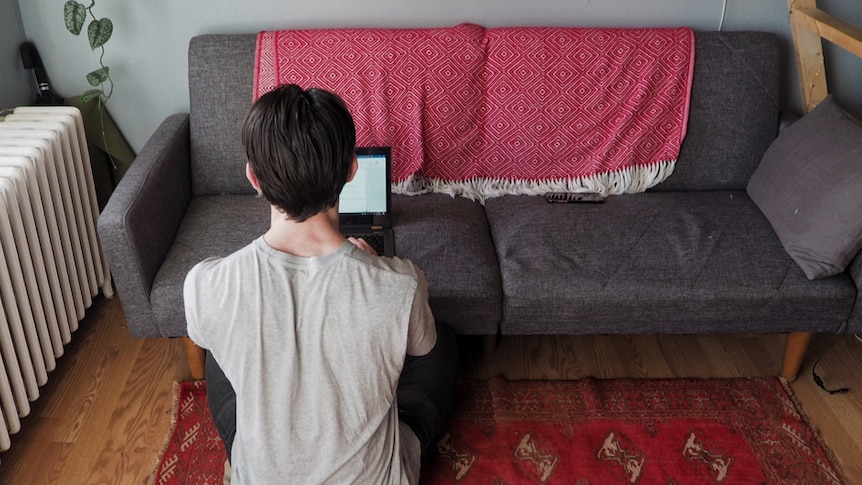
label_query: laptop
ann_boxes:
[339,146,394,257]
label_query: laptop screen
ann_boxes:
[339,147,391,223]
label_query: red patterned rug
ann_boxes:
[151,381,225,485]
[151,377,849,484]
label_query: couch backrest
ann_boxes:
[187,30,780,196]
[658,32,781,191]
[189,34,257,196]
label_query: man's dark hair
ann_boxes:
[241,84,356,222]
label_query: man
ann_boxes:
[184,84,459,484]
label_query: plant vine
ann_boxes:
[63,0,116,167]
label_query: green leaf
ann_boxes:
[80,89,104,106]
[63,1,87,36]
[86,66,110,86]
[88,18,113,50]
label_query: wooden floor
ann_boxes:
[1,296,861,484]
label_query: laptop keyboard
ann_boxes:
[344,232,386,255]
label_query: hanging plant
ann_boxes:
[63,0,117,166]
[64,0,113,105]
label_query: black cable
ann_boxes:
[811,336,849,395]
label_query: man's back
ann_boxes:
[185,237,435,483]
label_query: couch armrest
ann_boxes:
[846,252,862,333]
[98,114,192,338]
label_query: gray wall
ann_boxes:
[15,0,862,153]
[1,0,31,110]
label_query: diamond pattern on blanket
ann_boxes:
[254,24,486,183]
[254,25,694,196]
[466,27,693,182]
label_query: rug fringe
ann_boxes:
[392,160,676,203]
[778,377,853,484]
[147,381,184,485]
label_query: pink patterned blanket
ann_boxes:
[254,24,694,200]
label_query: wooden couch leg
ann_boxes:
[183,337,206,380]
[781,332,813,381]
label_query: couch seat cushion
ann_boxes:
[152,195,270,336]
[484,191,855,335]
[392,194,502,334]
[152,194,502,337]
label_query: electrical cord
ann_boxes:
[718,0,728,31]
[811,336,850,395]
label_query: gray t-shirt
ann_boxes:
[185,237,437,484]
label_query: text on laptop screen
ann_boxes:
[340,153,388,215]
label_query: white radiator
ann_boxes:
[0,106,113,455]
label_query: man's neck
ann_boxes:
[263,205,345,257]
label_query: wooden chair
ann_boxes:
[787,0,862,113]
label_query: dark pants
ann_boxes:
[205,322,460,461]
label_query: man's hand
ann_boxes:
[347,236,377,256]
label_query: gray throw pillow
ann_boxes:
[747,95,862,279]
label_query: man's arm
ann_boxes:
[406,269,437,357]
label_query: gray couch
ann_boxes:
[98,29,862,380]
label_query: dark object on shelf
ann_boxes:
[18,42,135,209]
[19,42,65,106]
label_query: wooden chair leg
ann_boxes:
[183,337,206,380]
[781,332,814,381]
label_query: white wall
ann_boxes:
[16,0,862,153]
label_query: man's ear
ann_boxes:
[346,156,359,182]
[246,163,263,195]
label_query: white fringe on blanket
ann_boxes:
[392,159,677,203]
